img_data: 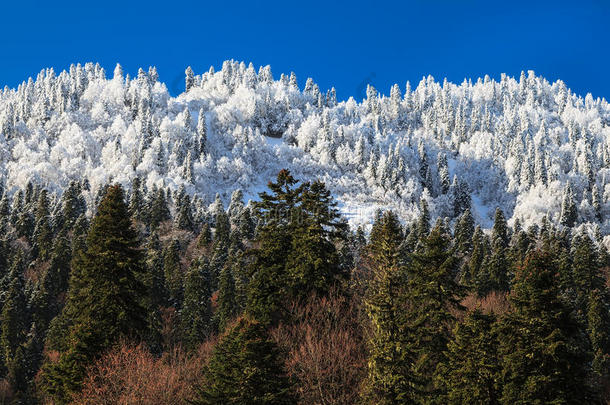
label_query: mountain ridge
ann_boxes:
[1,60,609,234]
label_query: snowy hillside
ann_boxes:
[1,60,609,231]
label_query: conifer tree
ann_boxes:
[587,288,610,387]
[128,176,146,223]
[175,189,194,231]
[416,198,430,244]
[438,310,501,405]
[1,252,29,395]
[40,185,147,402]
[191,317,294,405]
[559,182,577,228]
[454,208,475,258]
[181,258,213,351]
[452,176,471,218]
[498,250,592,404]
[149,187,170,231]
[185,66,195,93]
[215,263,239,333]
[60,180,86,231]
[197,108,207,158]
[33,189,53,260]
[285,215,341,301]
[362,211,417,404]
[141,231,167,351]
[246,170,300,324]
[406,221,464,400]
[163,239,184,307]
[571,231,605,321]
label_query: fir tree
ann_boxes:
[191,317,294,405]
[32,189,53,260]
[163,239,184,307]
[40,185,147,402]
[149,187,170,231]
[362,211,417,404]
[128,176,146,223]
[284,215,341,300]
[587,289,610,385]
[197,108,207,158]
[181,258,213,351]
[498,250,592,404]
[185,66,195,93]
[406,221,464,400]
[438,310,501,405]
[571,232,605,321]
[246,170,300,324]
[215,263,240,333]
[1,252,29,395]
[559,182,577,228]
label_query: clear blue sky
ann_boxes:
[1,0,608,100]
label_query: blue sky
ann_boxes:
[1,0,608,100]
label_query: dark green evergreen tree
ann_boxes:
[587,288,610,390]
[498,250,592,404]
[215,263,239,333]
[40,185,147,402]
[163,239,184,307]
[438,310,501,405]
[191,317,294,405]
[32,189,53,260]
[406,221,464,401]
[149,187,170,231]
[1,252,29,396]
[362,211,417,405]
[181,258,213,351]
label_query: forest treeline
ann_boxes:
[0,169,608,404]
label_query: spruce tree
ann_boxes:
[559,182,577,228]
[406,221,464,400]
[587,288,610,389]
[498,250,592,404]
[571,231,605,321]
[32,189,53,260]
[439,310,501,405]
[215,263,239,333]
[163,239,184,307]
[40,185,147,402]
[181,258,213,351]
[149,187,170,231]
[246,170,300,324]
[1,252,29,395]
[362,211,417,404]
[191,317,294,405]
[284,216,341,300]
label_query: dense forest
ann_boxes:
[0,169,607,403]
[0,61,609,232]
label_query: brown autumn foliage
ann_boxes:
[71,339,215,405]
[459,290,512,319]
[0,379,12,403]
[271,289,367,405]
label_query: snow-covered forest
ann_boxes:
[1,60,609,232]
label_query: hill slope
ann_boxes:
[1,61,609,231]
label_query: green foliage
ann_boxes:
[163,239,184,307]
[191,317,294,405]
[406,220,464,401]
[439,310,501,405]
[215,263,239,333]
[246,170,343,325]
[498,250,593,404]
[181,259,213,350]
[362,211,417,404]
[40,185,147,402]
